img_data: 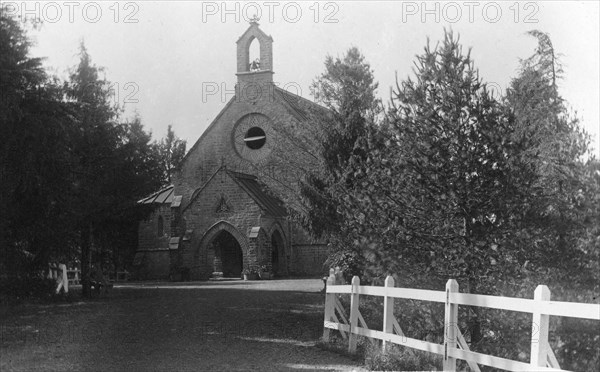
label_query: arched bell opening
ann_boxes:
[248,37,261,71]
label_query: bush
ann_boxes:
[365,343,441,371]
[324,248,363,283]
[0,275,56,303]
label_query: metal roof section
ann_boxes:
[227,170,288,217]
[138,185,174,204]
[171,195,182,208]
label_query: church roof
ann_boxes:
[138,185,174,204]
[227,171,287,217]
[273,86,330,122]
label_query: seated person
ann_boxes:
[89,264,110,294]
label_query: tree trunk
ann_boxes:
[467,277,483,345]
[463,218,483,346]
[80,222,92,298]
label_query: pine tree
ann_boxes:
[156,124,186,185]
[1,11,77,274]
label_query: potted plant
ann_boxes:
[242,268,258,281]
[242,268,251,281]
[258,265,271,280]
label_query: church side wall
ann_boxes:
[135,205,172,279]
[138,205,171,250]
[290,244,329,276]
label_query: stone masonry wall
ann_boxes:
[136,205,172,279]
[291,244,329,276]
[181,170,260,278]
[173,87,312,222]
[138,205,171,251]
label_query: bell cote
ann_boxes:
[236,19,274,85]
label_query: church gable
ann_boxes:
[182,167,285,219]
[173,20,331,207]
[176,95,310,202]
[182,167,262,224]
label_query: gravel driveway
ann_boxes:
[1,279,365,371]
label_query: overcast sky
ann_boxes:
[20,1,600,155]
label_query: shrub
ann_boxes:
[0,275,56,303]
[365,343,441,371]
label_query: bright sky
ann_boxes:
[16,1,600,155]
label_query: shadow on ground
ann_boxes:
[0,279,364,371]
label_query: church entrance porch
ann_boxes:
[211,230,243,278]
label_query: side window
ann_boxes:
[157,215,164,237]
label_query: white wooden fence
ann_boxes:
[47,264,82,294]
[323,273,600,372]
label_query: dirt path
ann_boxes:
[1,279,365,371]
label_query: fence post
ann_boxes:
[382,275,395,352]
[530,285,550,368]
[334,266,344,285]
[444,279,459,372]
[60,263,68,293]
[322,273,336,342]
[348,276,360,353]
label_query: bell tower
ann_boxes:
[236,18,274,88]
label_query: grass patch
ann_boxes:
[364,343,441,371]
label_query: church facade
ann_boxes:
[134,22,328,280]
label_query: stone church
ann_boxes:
[134,21,329,280]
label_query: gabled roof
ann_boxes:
[227,170,287,217]
[138,185,174,204]
[273,86,330,122]
[236,22,273,43]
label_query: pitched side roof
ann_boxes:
[274,86,330,122]
[138,185,174,204]
[227,170,287,217]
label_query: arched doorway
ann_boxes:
[271,229,286,277]
[211,230,243,278]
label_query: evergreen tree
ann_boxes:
[505,31,595,280]
[301,47,382,239]
[1,11,77,275]
[156,124,186,185]
[65,44,163,296]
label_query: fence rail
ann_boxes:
[323,272,600,372]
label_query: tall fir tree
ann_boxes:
[156,124,186,185]
[1,11,78,275]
